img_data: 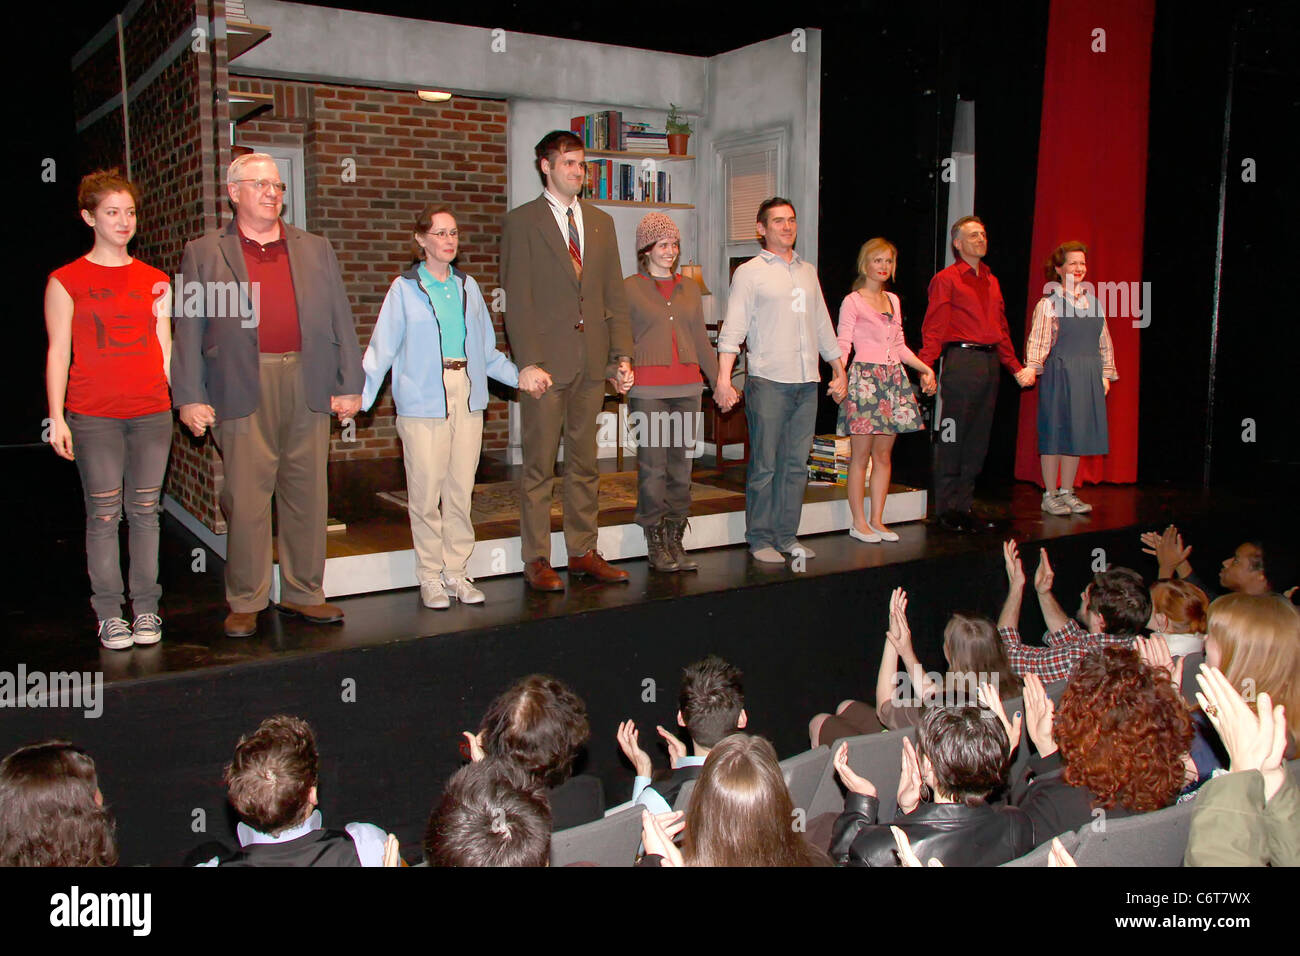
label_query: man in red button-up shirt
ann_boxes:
[920,217,1033,532]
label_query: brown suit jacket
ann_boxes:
[171,219,364,420]
[501,195,631,383]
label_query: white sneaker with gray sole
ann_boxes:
[443,572,485,604]
[420,579,451,609]
[1041,491,1072,516]
[98,617,134,650]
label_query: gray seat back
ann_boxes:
[1000,829,1080,867]
[1071,798,1197,867]
[780,745,831,819]
[549,805,645,868]
[805,729,918,822]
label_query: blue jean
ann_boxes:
[743,376,817,551]
[66,409,173,620]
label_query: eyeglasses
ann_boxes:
[233,179,288,193]
[427,229,459,239]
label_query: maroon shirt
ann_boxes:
[239,223,302,354]
[918,259,1022,372]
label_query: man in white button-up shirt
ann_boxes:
[716,198,847,563]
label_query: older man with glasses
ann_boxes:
[172,153,364,638]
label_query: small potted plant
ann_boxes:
[666,104,692,155]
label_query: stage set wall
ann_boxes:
[0,516,1239,868]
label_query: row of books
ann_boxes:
[808,434,850,485]
[570,113,671,153]
[584,160,673,204]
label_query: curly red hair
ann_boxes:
[1054,647,1192,812]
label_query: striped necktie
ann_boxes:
[566,207,582,278]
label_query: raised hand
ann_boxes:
[1141,525,1192,579]
[1195,665,1289,800]
[979,680,1023,752]
[641,810,685,866]
[897,736,923,814]
[656,725,688,769]
[1003,539,1026,590]
[885,587,913,656]
[1034,548,1054,595]
[616,719,654,778]
[1134,634,1183,688]
[1021,673,1056,757]
[461,730,485,763]
[833,741,877,797]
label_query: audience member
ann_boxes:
[0,741,118,867]
[1141,525,1297,600]
[1011,650,1194,847]
[998,539,1149,682]
[617,654,746,813]
[466,674,603,829]
[1147,578,1209,657]
[424,758,551,867]
[639,734,832,866]
[200,715,389,866]
[828,704,1032,866]
[1185,664,1297,866]
[810,587,1021,745]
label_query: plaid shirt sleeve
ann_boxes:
[1044,617,1086,647]
[998,623,1083,684]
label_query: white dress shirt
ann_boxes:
[542,189,584,259]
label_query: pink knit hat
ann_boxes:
[636,212,680,251]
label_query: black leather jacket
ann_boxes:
[829,792,1034,867]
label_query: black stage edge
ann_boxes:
[3,481,1287,866]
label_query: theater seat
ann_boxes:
[1069,797,1197,867]
[780,745,831,818]
[549,805,645,868]
[1000,829,1080,867]
[806,729,917,822]
[674,779,696,812]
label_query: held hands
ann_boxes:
[828,368,848,404]
[1003,539,1027,591]
[833,741,877,797]
[48,417,74,460]
[616,719,654,778]
[331,394,362,420]
[1195,664,1289,801]
[517,365,553,399]
[713,380,739,412]
[1014,367,1037,388]
[1102,377,1111,396]
[178,402,217,438]
[919,366,937,396]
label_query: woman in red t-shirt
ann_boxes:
[45,170,172,650]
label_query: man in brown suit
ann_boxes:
[172,153,364,637]
[502,131,633,591]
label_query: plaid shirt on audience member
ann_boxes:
[997,618,1134,683]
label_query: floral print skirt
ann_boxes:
[836,361,924,436]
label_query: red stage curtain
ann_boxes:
[1014,0,1154,486]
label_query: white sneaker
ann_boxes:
[1058,488,1092,514]
[1041,491,1072,516]
[131,612,163,645]
[98,617,134,650]
[420,579,450,609]
[783,540,816,559]
[442,571,485,604]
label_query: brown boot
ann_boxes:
[224,610,259,638]
[567,549,630,583]
[524,558,564,592]
[276,602,345,624]
[663,516,698,571]
[644,520,680,572]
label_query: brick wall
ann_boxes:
[233,78,511,463]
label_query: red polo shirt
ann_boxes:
[239,223,301,353]
[918,259,1022,372]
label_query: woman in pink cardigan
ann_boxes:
[836,238,936,542]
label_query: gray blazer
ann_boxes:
[171,220,364,420]
[501,196,631,384]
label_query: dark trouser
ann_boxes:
[744,376,817,551]
[630,394,701,528]
[517,350,605,563]
[933,347,1000,515]
[66,409,173,620]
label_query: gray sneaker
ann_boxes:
[420,579,450,609]
[782,539,816,559]
[750,546,785,564]
[131,612,163,645]
[1058,488,1093,514]
[98,617,134,650]
[442,571,485,604]
[1041,491,1072,516]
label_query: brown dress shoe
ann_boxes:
[524,558,564,592]
[276,602,345,624]
[224,611,259,638]
[567,549,630,583]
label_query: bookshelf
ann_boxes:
[585,150,696,162]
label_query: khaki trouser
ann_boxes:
[396,368,484,582]
[216,353,329,612]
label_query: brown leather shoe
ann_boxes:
[276,602,345,624]
[224,611,258,638]
[567,549,630,583]
[524,558,564,592]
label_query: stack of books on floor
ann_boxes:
[808,434,850,484]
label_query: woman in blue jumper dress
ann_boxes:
[1021,241,1117,516]
[361,206,519,608]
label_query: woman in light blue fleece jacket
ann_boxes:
[362,206,518,609]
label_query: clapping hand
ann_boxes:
[616,719,654,778]
[382,833,402,867]
[1140,525,1192,579]
[1195,664,1289,801]
[979,680,1023,752]
[656,725,688,770]
[1033,548,1055,595]
[1003,539,1027,590]
[891,826,943,867]
[833,741,877,797]
[897,736,924,814]
[641,810,685,866]
[1134,634,1184,689]
[461,730,485,763]
[884,587,914,657]
[1021,673,1056,757]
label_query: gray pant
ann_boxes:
[743,376,817,551]
[630,395,700,528]
[66,409,173,620]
